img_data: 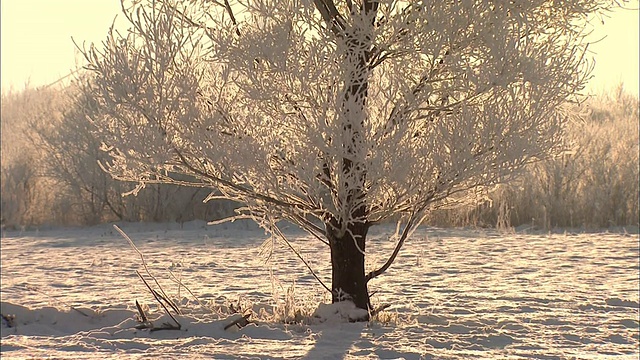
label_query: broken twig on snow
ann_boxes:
[224,313,252,330]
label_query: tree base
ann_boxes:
[327,221,371,320]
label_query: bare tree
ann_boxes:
[27,82,229,225]
[1,86,65,227]
[80,0,620,319]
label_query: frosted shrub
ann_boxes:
[439,87,639,230]
[0,83,232,226]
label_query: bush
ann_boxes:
[1,86,64,227]
[429,85,639,230]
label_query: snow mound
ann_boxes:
[312,301,369,323]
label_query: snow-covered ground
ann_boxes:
[1,221,638,359]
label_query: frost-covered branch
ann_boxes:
[366,212,425,282]
[84,0,614,224]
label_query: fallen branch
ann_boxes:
[149,322,182,332]
[224,313,252,331]
[134,299,181,332]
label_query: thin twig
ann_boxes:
[114,225,181,314]
[22,285,89,317]
[272,226,331,294]
[135,300,149,323]
[167,268,207,311]
[222,0,241,36]
[136,270,182,329]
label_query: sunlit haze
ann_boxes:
[1,1,638,95]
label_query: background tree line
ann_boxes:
[1,82,637,231]
[1,81,236,228]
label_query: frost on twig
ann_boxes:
[114,225,182,331]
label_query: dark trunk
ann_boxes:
[327,220,370,320]
[315,1,379,322]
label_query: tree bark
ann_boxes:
[327,220,370,320]
[316,0,378,321]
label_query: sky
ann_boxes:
[1,1,639,95]
[1,0,123,90]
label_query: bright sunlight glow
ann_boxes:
[1,1,638,95]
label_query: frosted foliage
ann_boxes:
[82,0,615,234]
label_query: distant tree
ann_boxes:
[1,87,62,227]
[80,0,620,320]
[28,82,229,225]
[27,85,119,224]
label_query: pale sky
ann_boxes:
[1,1,638,95]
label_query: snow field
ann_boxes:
[1,221,638,359]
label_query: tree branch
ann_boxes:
[366,212,426,282]
[272,226,331,293]
[362,0,380,18]
[312,0,346,36]
[222,0,241,36]
[171,147,306,210]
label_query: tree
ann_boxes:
[27,82,233,225]
[1,86,66,227]
[80,0,619,320]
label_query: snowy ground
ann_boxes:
[1,221,638,359]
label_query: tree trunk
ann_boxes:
[327,220,370,320]
[319,1,377,322]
